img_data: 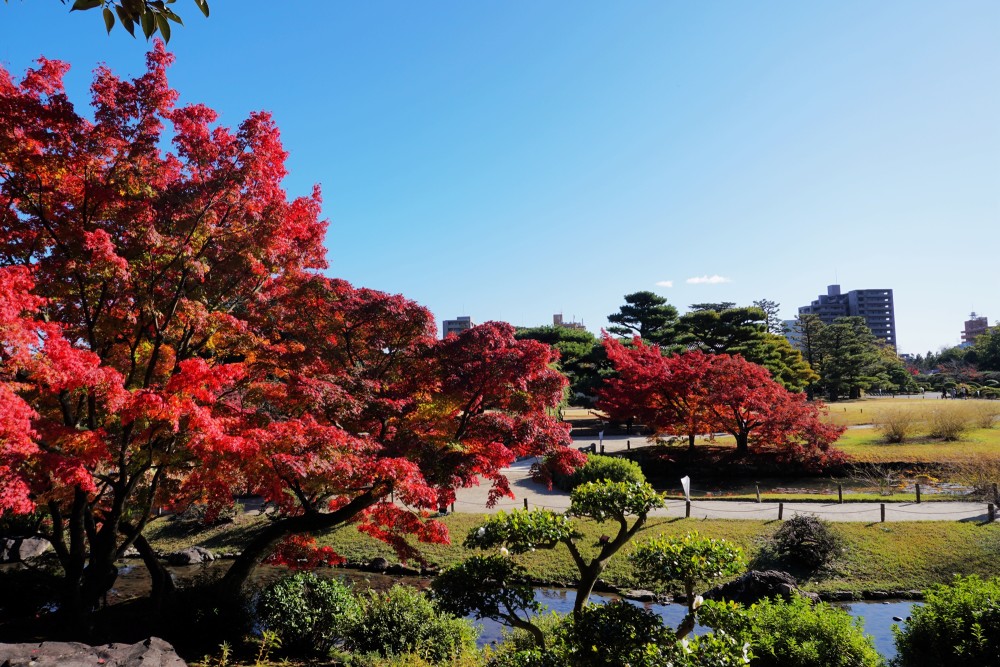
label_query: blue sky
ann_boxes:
[2,1,997,354]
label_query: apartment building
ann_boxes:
[798,284,896,348]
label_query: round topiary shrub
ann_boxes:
[345,584,478,663]
[748,596,883,667]
[568,454,646,490]
[255,572,360,657]
[771,515,842,568]
[892,575,1000,667]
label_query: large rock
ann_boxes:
[165,546,215,565]
[0,537,51,563]
[703,569,819,606]
[0,637,186,666]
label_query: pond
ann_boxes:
[106,563,912,661]
[473,588,914,661]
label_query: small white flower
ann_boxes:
[499,547,509,556]
[477,527,486,537]
[692,595,703,610]
[681,638,692,654]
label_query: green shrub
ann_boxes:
[568,454,645,489]
[748,596,883,667]
[560,600,671,667]
[346,584,478,663]
[256,572,360,657]
[892,575,1000,666]
[771,515,842,568]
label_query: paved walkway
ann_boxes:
[451,460,995,523]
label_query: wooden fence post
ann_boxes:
[755,484,761,504]
[685,501,691,518]
[838,484,843,504]
[778,503,784,520]
[523,498,528,510]
[915,484,921,504]
[880,503,886,523]
[989,504,996,523]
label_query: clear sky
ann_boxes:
[2,1,997,355]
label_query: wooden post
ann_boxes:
[838,484,843,504]
[600,444,605,454]
[880,503,886,523]
[778,503,784,520]
[523,498,528,510]
[915,484,921,504]
[990,504,996,523]
[451,502,455,513]
[685,501,691,518]
[627,440,631,450]
[755,484,761,503]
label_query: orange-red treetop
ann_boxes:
[599,336,845,469]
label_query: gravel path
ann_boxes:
[451,459,995,523]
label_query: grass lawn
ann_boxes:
[144,512,1000,596]
[833,427,1000,464]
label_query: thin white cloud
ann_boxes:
[655,280,673,288]
[686,275,731,285]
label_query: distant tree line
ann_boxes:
[519,291,912,406]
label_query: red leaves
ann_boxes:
[599,336,846,468]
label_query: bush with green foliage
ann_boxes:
[748,596,883,667]
[567,454,646,489]
[561,600,673,667]
[255,572,360,657]
[892,575,1000,667]
[770,515,842,568]
[345,584,478,663]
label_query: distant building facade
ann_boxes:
[553,313,587,331]
[962,313,989,344]
[442,315,473,338]
[798,284,896,349]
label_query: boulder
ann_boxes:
[385,563,421,576]
[622,589,658,602]
[165,546,215,565]
[0,637,186,666]
[0,537,51,563]
[364,557,390,572]
[703,569,818,606]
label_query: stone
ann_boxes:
[386,563,421,576]
[623,589,657,602]
[703,570,818,606]
[365,557,390,572]
[0,537,51,563]
[0,637,186,666]
[165,546,214,565]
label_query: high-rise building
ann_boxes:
[962,313,989,344]
[442,315,473,338]
[798,284,896,348]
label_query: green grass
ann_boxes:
[834,426,1000,464]
[145,513,1000,596]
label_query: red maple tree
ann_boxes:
[599,337,844,465]
[0,45,579,622]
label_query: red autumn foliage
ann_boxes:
[0,45,577,618]
[598,336,845,468]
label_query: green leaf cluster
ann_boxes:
[567,454,646,490]
[632,531,746,591]
[569,480,664,522]
[892,575,1000,667]
[255,572,360,657]
[464,509,575,554]
[62,0,208,41]
[431,554,540,621]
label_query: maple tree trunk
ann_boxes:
[735,431,750,454]
[217,491,381,602]
[688,432,696,451]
